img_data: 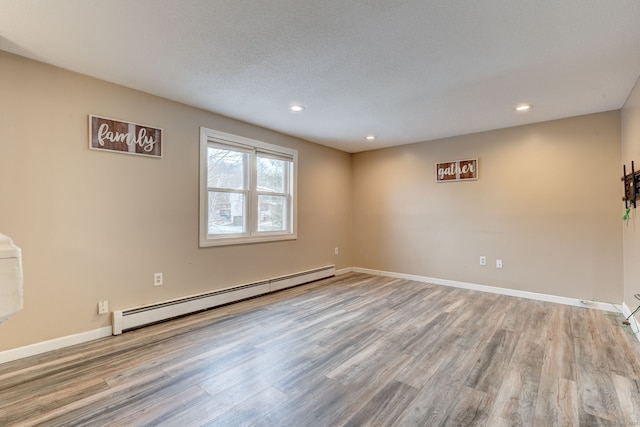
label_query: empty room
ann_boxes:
[2,1,640,426]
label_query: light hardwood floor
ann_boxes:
[1,272,640,426]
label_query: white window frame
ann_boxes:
[199,127,297,247]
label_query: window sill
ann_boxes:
[199,233,297,248]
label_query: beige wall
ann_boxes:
[0,51,352,351]
[622,76,640,320]
[352,112,623,303]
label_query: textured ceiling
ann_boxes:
[1,1,640,152]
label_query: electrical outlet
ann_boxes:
[335,247,339,255]
[496,259,503,269]
[479,256,487,266]
[97,300,109,315]
[154,272,163,286]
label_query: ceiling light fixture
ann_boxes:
[516,104,532,112]
[290,105,304,112]
[365,135,376,141]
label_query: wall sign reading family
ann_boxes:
[436,158,478,182]
[89,115,162,158]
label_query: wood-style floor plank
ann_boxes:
[533,374,579,426]
[1,272,640,426]
[342,380,419,427]
[541,304,577,381]
[440,385,494,426]
[491,361,542,425]
[576,370,624,423]
[612,373,640,425]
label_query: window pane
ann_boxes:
[257,157,287,193]
[208,147,247,190]
[208,191,246,235]
[258,195,287,232]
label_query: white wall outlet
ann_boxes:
[479,256,487,266]
[154,272,163,286]
[335,247,339,255]
[496,259,503,269]
[97,300,109,315]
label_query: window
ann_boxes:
[200,127,297,247]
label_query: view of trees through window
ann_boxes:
[207,146,247,235]
[206,147,290,236]
[257,156,288,232]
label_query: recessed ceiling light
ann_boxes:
[290,105,304,112]
[365,135,376,141]
[516,104,532,112]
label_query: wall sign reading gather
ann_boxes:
[89,115,162,158]
[436,158,478,182]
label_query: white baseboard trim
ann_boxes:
[622,303,640,342]
[0,326,112,365]
[335,267,353,276]
[351,267,623,313]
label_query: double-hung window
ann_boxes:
[199,127,297,247]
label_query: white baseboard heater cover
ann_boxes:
[112,265,335,335]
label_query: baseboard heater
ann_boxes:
[111,265,335,335]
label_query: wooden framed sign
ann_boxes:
[436,158,478,182]
[89,115,162,158]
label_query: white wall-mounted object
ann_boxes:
[0,234,23,325]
